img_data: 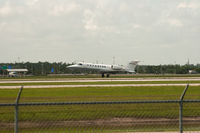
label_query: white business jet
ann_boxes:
[67,61,139,77]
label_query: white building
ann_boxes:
[6,69,28,77]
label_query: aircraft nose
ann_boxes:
[67,64,78,69]
[67,65,74,68]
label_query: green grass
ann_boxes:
[0,85,200,132]
[0,86,190,102]
[0,86,200,103]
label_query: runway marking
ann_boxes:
[1,78,200,83]
[0,83,200,89]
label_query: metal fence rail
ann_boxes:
[0,85,200,133]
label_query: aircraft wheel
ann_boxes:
[106,74,110,78]
[102,73,105,78]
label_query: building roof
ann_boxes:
[6,69,28,72]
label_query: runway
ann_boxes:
[0,77,199,89]
[0,77,200,83]
[0,83,199,89]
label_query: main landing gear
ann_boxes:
[101,73,110,78]
[106,74,110,78]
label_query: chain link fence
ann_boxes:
[0,85,200,133]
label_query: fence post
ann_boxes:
[179,84,189,133]
[15,86,23,133]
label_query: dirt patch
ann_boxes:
[1,117,200,128]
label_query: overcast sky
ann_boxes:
[0,0,199,65]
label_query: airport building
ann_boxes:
[6,69,28,77]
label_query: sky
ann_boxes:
[0,0,199,65]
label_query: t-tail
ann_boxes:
[127,61,140,73]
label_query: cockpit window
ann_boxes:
[78,63,83,65]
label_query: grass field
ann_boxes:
[0,86,200,119]
[1,86,200,103]
[0,76,200,132]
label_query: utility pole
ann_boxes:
[174,61,177,74]
[18,57,20,69]
[42,63,44,75]
[187,58,190,65]
[113,56,115,65]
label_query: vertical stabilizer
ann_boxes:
[127,61,139,73]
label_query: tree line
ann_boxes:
[0,62,71,75]
[136,64,200,74]
[0,62,200,75]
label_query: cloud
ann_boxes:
[83,9,99,31]
[0,2,12,16]
[177,2,200,9]
[132,24,142,29]
[26,0,39,6]
[0,22,6,30]
[49,2,80,16]
[119,2,130,12]
[167,18,183,27]
[0,1,27,16]
[156,18,183,28]
[0,0,199,64]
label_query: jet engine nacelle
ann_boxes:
[112,65,123,70]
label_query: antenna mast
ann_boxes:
[113,56,115,65]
